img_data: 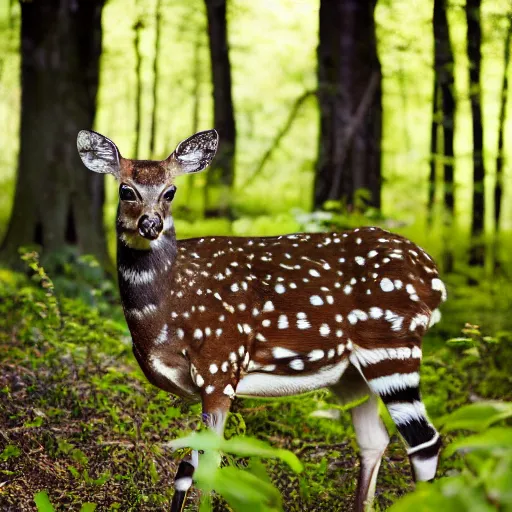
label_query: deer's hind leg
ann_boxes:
[351,342,442,484]
[331,365,390,512]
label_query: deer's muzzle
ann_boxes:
[138,214,163,240]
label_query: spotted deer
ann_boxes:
[77,128,446,511]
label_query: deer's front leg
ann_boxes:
[170,391,232,512]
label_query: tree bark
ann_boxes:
[434,0,455,216]
[1,0,108,269]
[314,0,382,211]
[466,0,485,266]
[430,0,456,272]
[428,76,440,221]
[204,0,236,217]
[495,16,512,232]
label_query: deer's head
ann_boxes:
[77,130,218,249]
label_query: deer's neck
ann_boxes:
[116,224,178,320]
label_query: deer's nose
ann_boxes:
[138,214,163,240]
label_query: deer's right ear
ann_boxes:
[77,130,121,178]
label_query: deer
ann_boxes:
[77,128,446,511]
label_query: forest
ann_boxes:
[0,0,512,510]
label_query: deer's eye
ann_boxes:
[163,186,177,202]
[119,184,137,202]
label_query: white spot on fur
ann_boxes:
[380,278,394,292]
[310,295,324,306]
[289,359,305,371]
[155,324,168,344]
[308,349,324,362]
[273,347,298,359]
[275,284,286,294]
[431,278,447,301]
[278,315,289,329]
[319,324,330,336]
[263,301,274,312]
[223,384,236,398]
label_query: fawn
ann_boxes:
[77,128,445,511]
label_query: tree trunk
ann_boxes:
[466,0,485,266]
[428,77,440,222]
[204,0,236,218]
[434,0,456,217]
[1,0,108,269]
[495,16,511,232]
[314,0,382,211]
[431,0,456,272]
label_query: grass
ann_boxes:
[0,252,511,511]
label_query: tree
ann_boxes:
[429,0,456,273]
[1,0,108,269]
[204,0,236,217]
[494,15,512,233]
[466,0,485,266]
[429,0,455,222]
[314,0,382,211]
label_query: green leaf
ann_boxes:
[483,454,512,506]
[438,401,512,432]
[446,337,475,348]
[23,416,43,428]
[80,504,97,512]
[388,482,453,511]
[0,445,21,461]
[34,491,55,512]
[196,464,282,512]
[169,431,303,473]
[445,427,512,457]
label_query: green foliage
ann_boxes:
[0,445,21,462]
[34,491,55,512]
[390,327,512,512]
[438,401,512,433]
[391,400,512,512]
[294,193,386,234]
[168,430,302,511]
[2,252,512,510]
[34,490,98,512]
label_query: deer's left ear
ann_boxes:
[169,129,219,175]
[77,130,121,178]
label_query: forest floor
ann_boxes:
[0,259,511,511]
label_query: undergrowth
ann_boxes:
[0,251,511,511]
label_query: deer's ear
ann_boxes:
[170,129,218,175]
[77,130,121,178]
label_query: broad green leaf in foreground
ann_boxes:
[169,430,303,473]
[438,401,512,433]
[444,427,512,457]
[389,478,497,512]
